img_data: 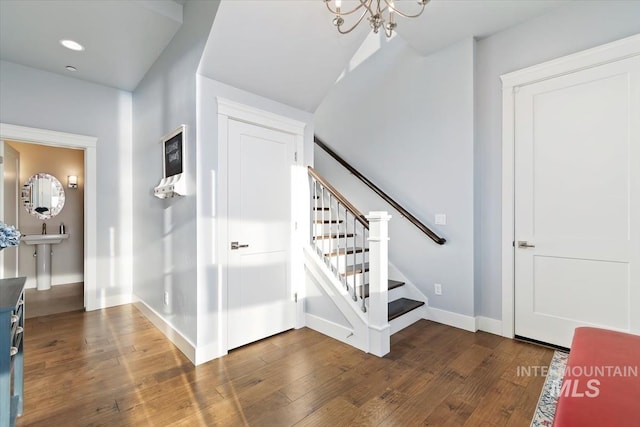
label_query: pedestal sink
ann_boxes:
[21,234,69,291]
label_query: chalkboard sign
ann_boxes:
[162,126,185,178]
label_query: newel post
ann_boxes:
[366,211,391,357]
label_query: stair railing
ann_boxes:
[309,166,369,312]
[314,136,446,245]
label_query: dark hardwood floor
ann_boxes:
[16,305,552,426]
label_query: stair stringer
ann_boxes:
[304,246,370,353]
[388,261,430,335]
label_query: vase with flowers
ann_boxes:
[0,222,21,250]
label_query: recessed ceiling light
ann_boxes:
[60,39,84,51]
[65,65,77,72]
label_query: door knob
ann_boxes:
[517,241,535,248]
[231,241,249,250]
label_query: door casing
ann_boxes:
[500,34,640,338]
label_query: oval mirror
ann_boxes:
[21,173,66,220]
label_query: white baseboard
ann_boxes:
[133,300,197,365]
[476,316,502,336]
[305,313,367,352]
[425,306,477,332]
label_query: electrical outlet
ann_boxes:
[164,291,169,306]
[435,214,447,225]
[434,283,442,295]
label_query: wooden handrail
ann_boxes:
[308,166,369,229]
[314,136,446,245]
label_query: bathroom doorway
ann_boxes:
[1,123,99,312]
[6,140,85,317]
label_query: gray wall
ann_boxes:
[0,59,133,302]
[314,37,476,317]
[474,1,640,320]
[132,0,219,346]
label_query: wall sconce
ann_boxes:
[68,175,78,189]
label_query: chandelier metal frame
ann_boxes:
[324,0,430,37]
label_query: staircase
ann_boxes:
[307,167,425,356]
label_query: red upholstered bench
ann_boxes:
[553,327,640,427]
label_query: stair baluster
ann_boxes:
[361,226,368,313]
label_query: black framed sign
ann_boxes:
[162,125,185,178]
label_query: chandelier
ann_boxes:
[324,0,430,38]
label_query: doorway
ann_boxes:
[6,141,85,317]
[0,123,98,311]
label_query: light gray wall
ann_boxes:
[0,59,133,302]
[474,1,640,320]
[315,37,476,317]
[132,0,219,345]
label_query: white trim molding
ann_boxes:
[475,316,502,336]
[499,34,640,339]
[0,123,99,311]
[217,97,306,136]
[425,306,477,332]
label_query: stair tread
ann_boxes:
[361,279,405,297]
[313,219,343,224]
[325,247,369,257]
[388,279,405,290]
[313,233,355,240]
[313,207,331,211]
[388,298,424,321]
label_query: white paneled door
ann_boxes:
[227,119,296,350]
[514,55,640,348]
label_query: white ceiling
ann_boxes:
[199,0,570,112]
[199,0,370,113]
[0,0,571,103]
[0,0,183,91]
[397,0,573,56]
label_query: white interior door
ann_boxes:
[1,142,20,278]
[514,55,640,348]
[227,119,296,350]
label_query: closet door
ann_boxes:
[514,55,640,348]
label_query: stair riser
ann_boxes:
[388,285,405,301]
[344,272,367,288]
[312,237,358,253]
[328,253,368,273]
[312,223,344,235]
[312,209,343,220]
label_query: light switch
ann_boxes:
[435,214,446,225]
